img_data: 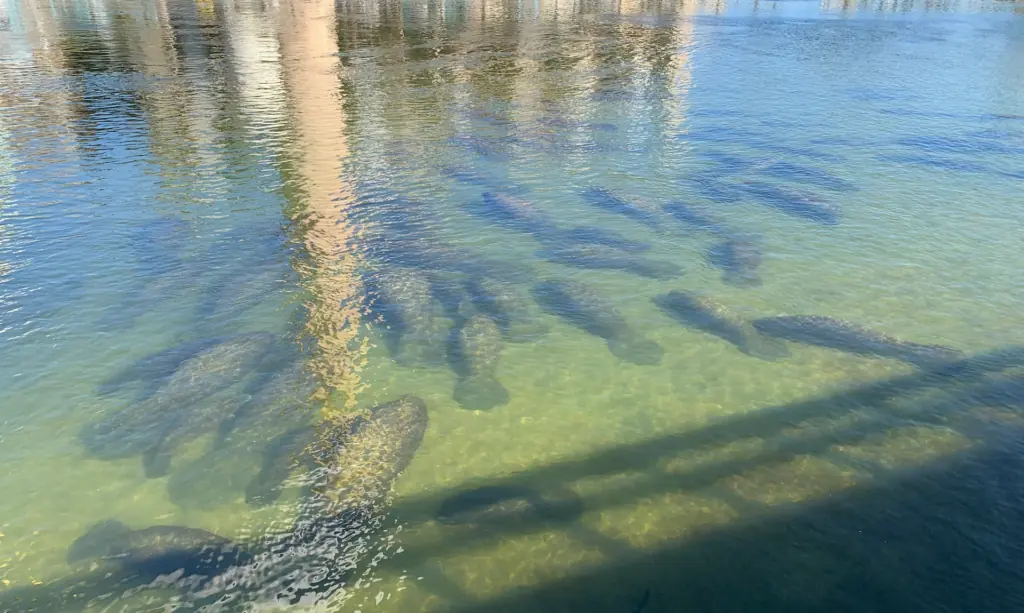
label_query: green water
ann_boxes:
[1,0,1024,611]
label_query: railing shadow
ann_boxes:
[438,426,1024,613]
[1,346,1020,612]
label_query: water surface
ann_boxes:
[1,0,1024,611]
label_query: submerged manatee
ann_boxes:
[559,226,652,253]
[436,485,584,527]
[219,360,320,447]
[739,181,840,225]
[539,245,682,280]
[80,333,276,477]
[752,315,965,369]
[370,267,449,368]
[756,161,859,193]
[245,425,319,508]
[663,201,731,235]
[96,336,227,399]
[67,520,249,581]
[317,395,429,513]
[533,279,663,366]
[467,191,554,237]
[582,187,663,230]
[653,291,788,361]
[451,315,510,411]
[706,235,764,288]
[465,276,548,343]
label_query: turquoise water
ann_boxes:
[1,0,1024,611]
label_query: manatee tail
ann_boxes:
[142,442,173,478]
[608,335,664,366]
[454,375,510,410]
[66,520,132,565]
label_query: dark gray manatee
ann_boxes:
[739,181,840,225]
[653,291,788,361]
[67,520,249,582]
[559,226,652,253]
[451,315,510,411]
[532,279,663,366]
[465,276,548,343]
[218,360,320,447]
[539,244,683,280]
[752,315,965,369]
[314,395,429,514]
[245,425,320,507]
[169,362,321,509]
[581,187,664,230]
[467,191,556,237]
[706,235,764,288]
[437,485,584,527]
[80,333,276,477]
[663,201,731,236]
[370,267,449,368]
[96,336,228,400]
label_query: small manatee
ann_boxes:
[245,426,319,507]
[540,245,682,280]
[739,181,840,225]
[67,520,248,581]
[653,291,788,361]
[369,267,449,368]
[581,187,664,230]
[465,277,548,343]
[752,315,965,369]
[706,235,764,288]
[451,315,509,411]
[533,279,662,366]
[437,485,584,527]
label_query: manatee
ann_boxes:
[450,315,509,411]
[539,245,682,280]
[196,261,294,322]
[441,166,526,193]
[243,426,320,507]
[687,173,745,204]
[166,363,321,509]
[67,520,248,580]
[663,201,731,235]
[581,187,663,230]
[466,191,554,236]
[317,395,429,513]
[756,161,859,193]
[168,442,266,510]
[96,336,228,399]
[653,291,788,361]
[369,267,449,368]
[465,276,548,343]
[436,485,584,527]
[532,279,663,366]
[739,181,840,225]
[752,315,965,369]
[706,235,764,288]
[218,361,319,447]
[80,333,276,476]
[560,226,652,253]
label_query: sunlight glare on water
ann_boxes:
[1,0,1023,611]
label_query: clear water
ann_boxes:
[1,0,1023,611]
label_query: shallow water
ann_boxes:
[2,0,1024,611]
